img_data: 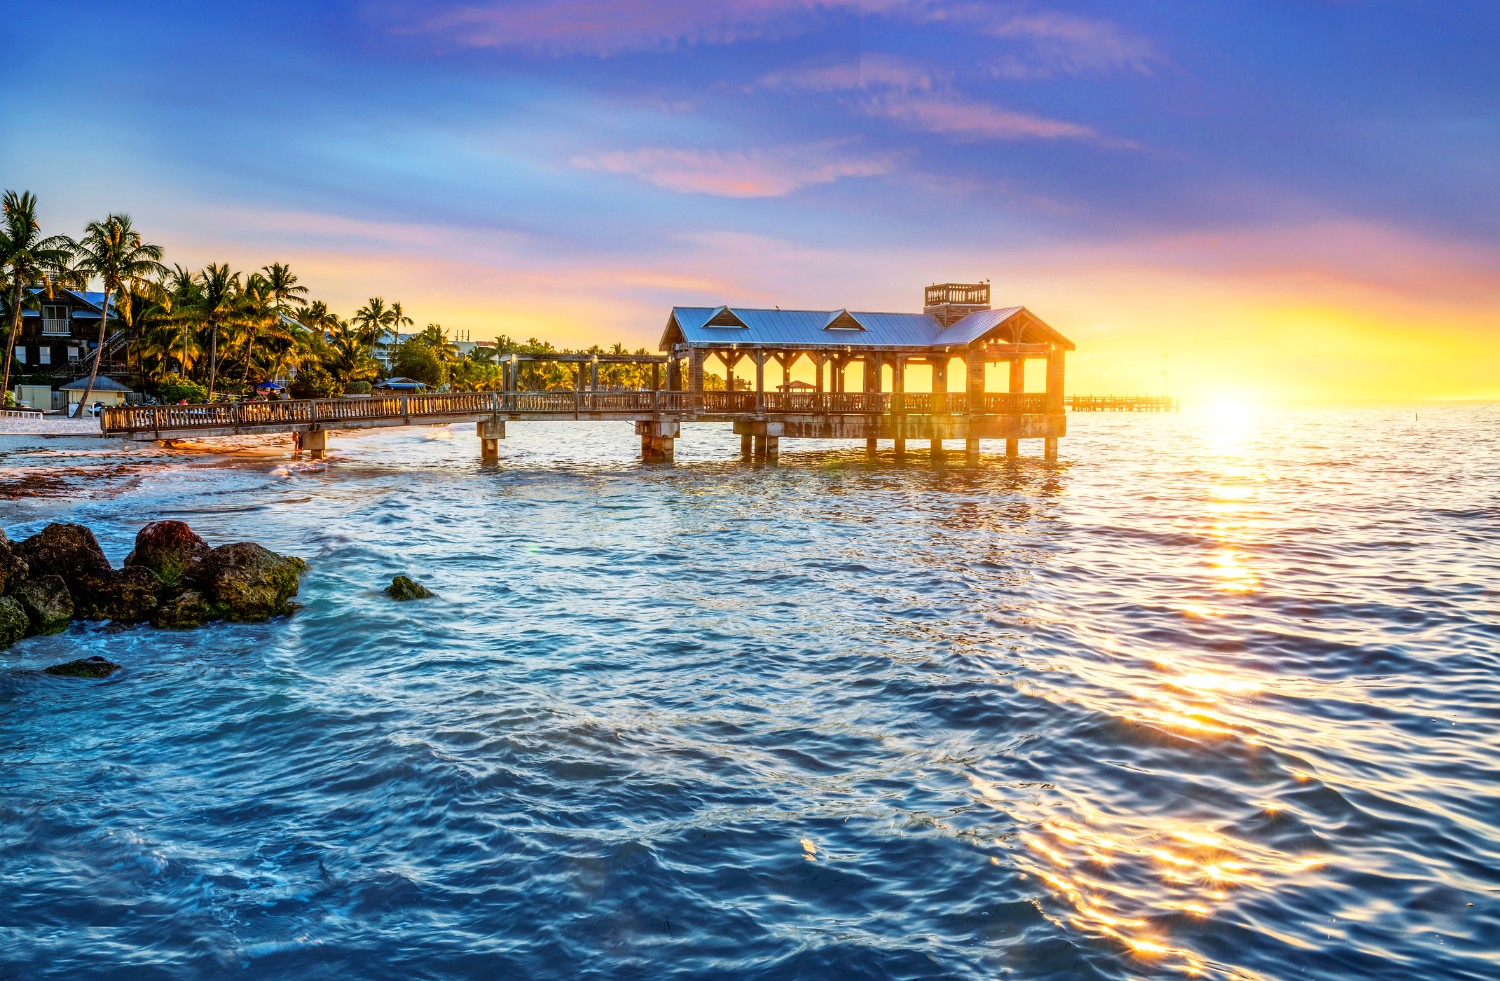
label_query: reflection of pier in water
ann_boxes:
[101,282,1079,464]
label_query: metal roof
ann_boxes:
[60,376,133,392]
[663,304,1072,352]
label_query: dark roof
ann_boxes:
[60,376,132,392]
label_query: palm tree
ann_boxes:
[70,213,166,414]
[0,191,76,401]
[186,262,241,400]
[353,297,394,349]
[244,262,308,384]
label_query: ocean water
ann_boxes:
[2,404,1497,980]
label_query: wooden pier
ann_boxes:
[100,283,1080,464]
[1065,395,1179,412]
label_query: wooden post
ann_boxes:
[1007,356,1025,458]
[1045,348,1065,462]
[689,349,705,412]
[754,352,766,412]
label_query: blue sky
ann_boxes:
[6,1,1498,397]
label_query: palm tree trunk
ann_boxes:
[241,330,257,385]
[74,286,111,417]
[0,290,22,404]
[208,322,218,399]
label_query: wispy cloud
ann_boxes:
[927,5,1156,78]
[756,53,936,93]
[571,142,896,197]
[394,0,912,55]
[865,92,1098,141]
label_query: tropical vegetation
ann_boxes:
[0,190,681,405]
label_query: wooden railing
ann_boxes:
[1066,395,1178,412]
[101,388,1060,434]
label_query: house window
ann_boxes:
[39,346,52,365]
[42,305,70,335]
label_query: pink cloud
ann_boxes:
[915,5,1155,78]
[400,0,915,55]
[866,92,1098,141]
[756,53,936,93]
[571,142,896,197]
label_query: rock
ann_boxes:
[13,575,73,635]
[152,589,216,629]
[15,523,114,610]
[0,533,28,597]
[386,575,434,601]
[98,566,163,624]
[0,596,27,648]
[124,520,210,587]
[199,542,306,621]
[44,656,121,678]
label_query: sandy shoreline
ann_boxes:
[0,420,302,507]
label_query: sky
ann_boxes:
[4,1,1498,401]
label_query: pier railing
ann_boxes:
[101,389,1059,435]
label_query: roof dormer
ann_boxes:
[705,306,749,328]
[822,309,866,331]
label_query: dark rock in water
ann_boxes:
[0,532,28,597]
[0,596,27,648]
[199,543,306,621]
[152,589,216,629]
[44,655,120,678]
[14,575,73,635]
[15,523,114,609]
[99,566,163,624]
[124,520,210,587]
[386,575,434,601]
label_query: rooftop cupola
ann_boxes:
[924,281,990,328]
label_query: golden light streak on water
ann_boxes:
[1009,805,1325,978]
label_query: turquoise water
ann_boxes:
[2,405,1498,979]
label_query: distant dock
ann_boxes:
[1065,395,1179,412]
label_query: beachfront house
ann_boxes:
[10,289,121,380]
[59,375,134,413]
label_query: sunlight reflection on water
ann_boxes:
[2,404,1498,979]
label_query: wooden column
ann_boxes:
[1045,348,1065,462]
[689,349,705,412]
[1007,356,1025,458]
[966,354,985,459]
[892,356,906,458]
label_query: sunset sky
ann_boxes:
[5,1,1497,401]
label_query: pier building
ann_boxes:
[101,283,1075,463]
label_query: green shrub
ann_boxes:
[289,364,341,399]
[156,375,209,404]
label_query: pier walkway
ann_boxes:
[99,281,1083,463]
[1065,395,1179,412]
[100,388,1059,461]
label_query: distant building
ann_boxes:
[59,375,134,411]
[11,289,121,379]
